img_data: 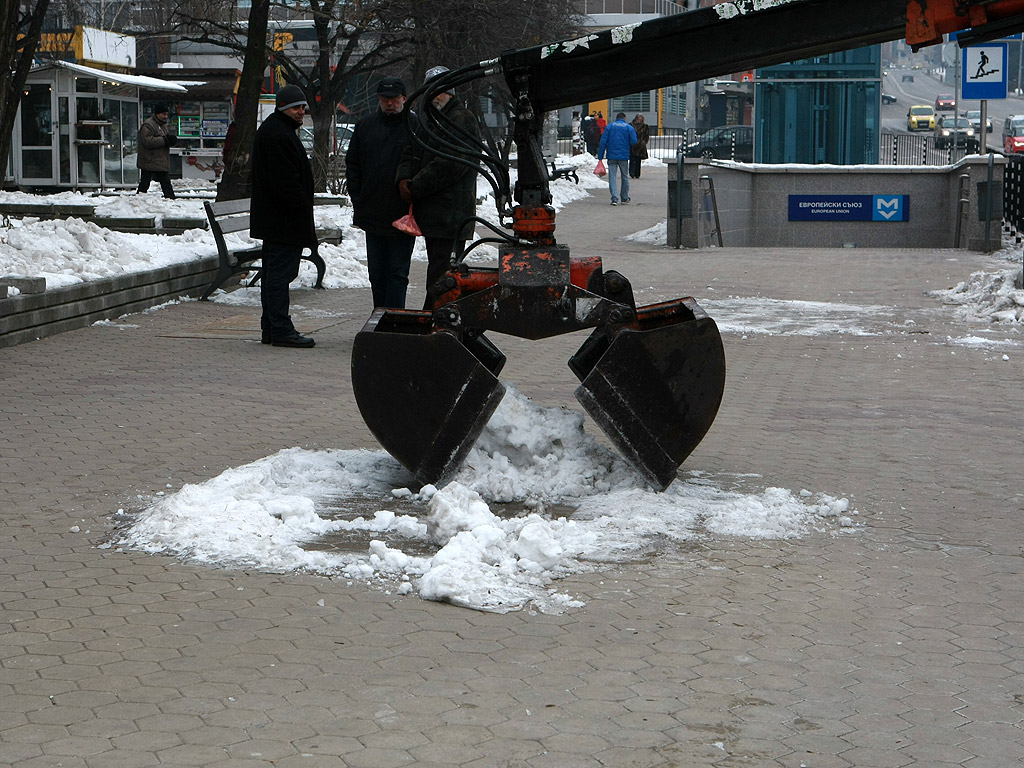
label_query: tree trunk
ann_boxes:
[308,100,335,193]
[0,0,51,186]
[216,0,270,202]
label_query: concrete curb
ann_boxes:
[0,256,219,348]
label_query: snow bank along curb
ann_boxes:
[0,256,219,349]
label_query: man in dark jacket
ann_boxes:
[137,103,177,199]
[396,66,480,310]
[250,84,317,348]
[346,76,416,309]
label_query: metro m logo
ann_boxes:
[872,195,908,222]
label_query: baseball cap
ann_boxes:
[376,77,406,97]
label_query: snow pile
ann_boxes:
[715,1,800,20]
[931,265,1024,323]
[704,296,892,336]
[0,165,596,294]
[621,220,667,245]
[1,218,165,286]
[116,387,858,614]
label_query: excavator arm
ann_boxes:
[352,0,1024,490]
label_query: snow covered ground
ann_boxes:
[5,153,1022,613]
[112,385,857,615]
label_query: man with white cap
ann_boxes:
[250,84,317,348]
[396,65,481,309]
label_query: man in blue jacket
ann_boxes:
[597,112,638,205]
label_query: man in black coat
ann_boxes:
[346,76,416,309]
[250,84,316,348]
[396,66,480,310]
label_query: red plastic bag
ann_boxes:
[594,160,607,177]
[392,205,421,236]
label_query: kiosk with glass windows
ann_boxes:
[13,60,186,190]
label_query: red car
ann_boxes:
[1004,127,1024,154]
[935,95,955,111]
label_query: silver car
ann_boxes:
[965,110,993,133]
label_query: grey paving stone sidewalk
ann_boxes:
[2,163,1022,767]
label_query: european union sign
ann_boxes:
[788,195,910,222]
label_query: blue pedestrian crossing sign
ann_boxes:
[962,43,1007,100]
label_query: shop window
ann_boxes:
[612,92,652,113]
[58,97,70,184]
[76,96,102,183]
[122,100,139,185]
[104,98,123,185]
[21,83,53,179]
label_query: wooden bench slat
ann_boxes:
[206,198,251,216]
[217,215,251,234]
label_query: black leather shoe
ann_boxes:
[261,333,271,344]
[271,333,315,348]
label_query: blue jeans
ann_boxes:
[606,158,630,203]
[366,232,414,309]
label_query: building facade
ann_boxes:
[754,46,882,164]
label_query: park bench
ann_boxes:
[200,198,326,301]
[548,161,580,184]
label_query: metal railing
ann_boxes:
[581,0,687,15]
[1002,154,1024,242]
[879,133,976,166]
[556,130,698,159]
[561,131,992,167]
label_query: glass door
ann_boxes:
[20,83,55,183]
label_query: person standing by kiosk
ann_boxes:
[137,103,177,199]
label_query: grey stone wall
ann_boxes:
[667,155,1005,252]
[0,257,220,349]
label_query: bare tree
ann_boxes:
[216,0,270,201]
[0,0,52,184]
[46,0,138,31]
[175,0,413,191]
[404,0,585,147]
[407,0,584,78]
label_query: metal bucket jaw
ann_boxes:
[570,299,726,490]
[351,309,506,486]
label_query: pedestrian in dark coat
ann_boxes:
[137,103,177,198]
[396,66,481,309]
[582,113,598,155]
[250,84,317,348]
[629,114,650,178]
[583,112,601,155]
[346,76,417,309]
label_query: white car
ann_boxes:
[300,123,356,158]
[964,110,993,133]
